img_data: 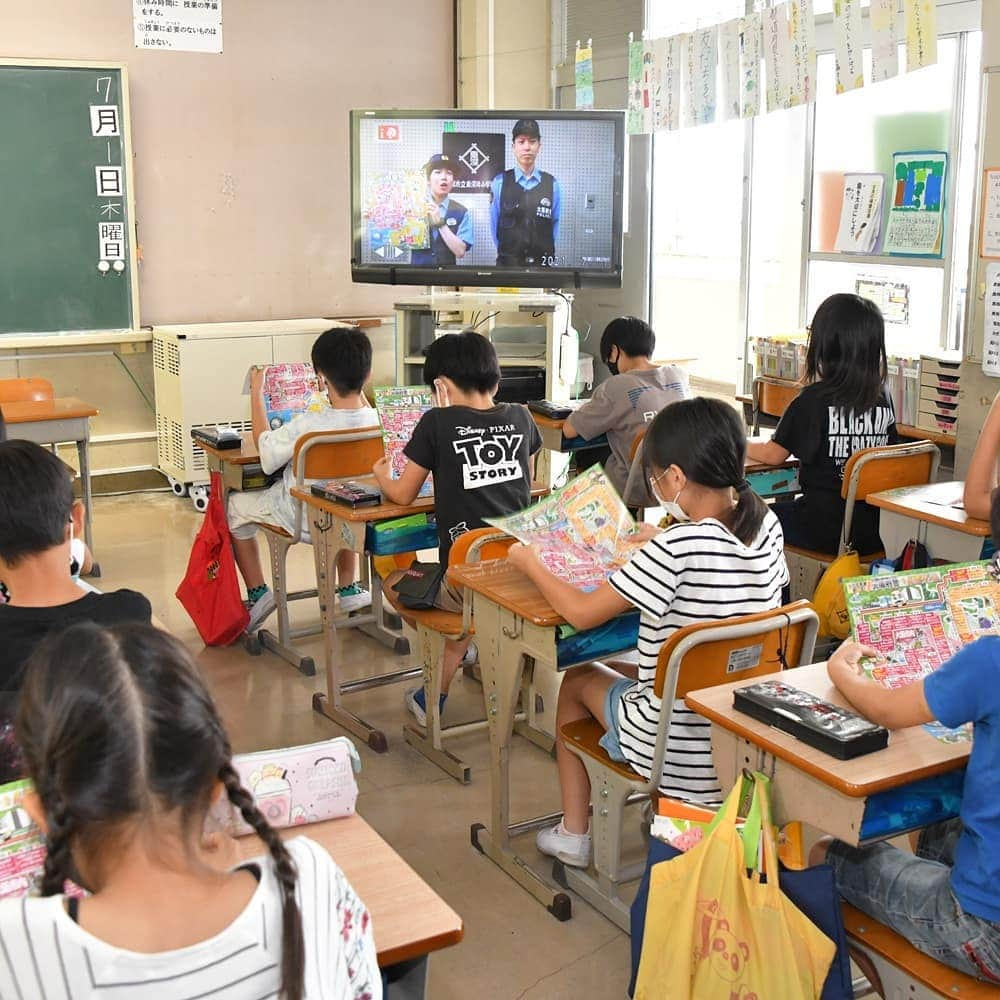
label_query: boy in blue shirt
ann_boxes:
[815,544,1000,981]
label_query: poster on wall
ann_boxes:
[884,151,947,257]
[133,0,222,53]
[575,41,594,109]
[856,275,909,325]
[979,169,1000,259]
[983,263,1000,377]
[835,173,885,254]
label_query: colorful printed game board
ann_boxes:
[485,465,640,592]
[374,385,433,498]
[244,363,329,430]
[363,169,430,256]
[845,561,1000,742]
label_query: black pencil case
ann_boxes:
[733,680,889,760]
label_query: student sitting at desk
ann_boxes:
[372,331,542,727]
[0,441,151,698]
[746,293,898,555]
[0,622,380,1000]
[562,316,689,496]
[815,531,1000,983]
[228,326,379,632]
[962,389,1000,521]
[508,398,787,868]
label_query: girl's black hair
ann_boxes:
[16,624,305,1000]
[805,293,887,414]
[644,397,767,546]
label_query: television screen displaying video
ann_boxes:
[350,109,625,288]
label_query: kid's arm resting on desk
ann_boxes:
[963,390,1000,520]
[372,456,428,506]
[827,641,934,730]
[745,438,790,466]
[507,543,631,631]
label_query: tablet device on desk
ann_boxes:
[310,480,382,508]
[527,399,582,420]
[733,680,889,759]
[191,426,242,450]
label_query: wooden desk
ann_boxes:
[448,559,639,920]
[686,662,968,845]
[530,411,608,454]
[3,397,100,557]
[291,484,547,752]
[193,433,266,508]
[868,482,990,565]
[237,814,462,988]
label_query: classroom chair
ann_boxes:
[399,528,550,783]
[555,601,819,931]
[784,440,941,606]
[842,902,999,998]
[0,377,54,403]
[751,376,800,435]
[251,427,389,676]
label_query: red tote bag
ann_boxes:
[176,471,249,645]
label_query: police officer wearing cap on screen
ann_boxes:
[490,118,562,267]
[410,153,474,267]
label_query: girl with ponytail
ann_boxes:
[0,623,379,1000]
[508,397,788,870]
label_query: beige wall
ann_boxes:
[1,0,454,476]
[459,0,550,108]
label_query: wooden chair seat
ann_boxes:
[561,717,640,781]
[842,903,999,998]
[398,607,469,638]
[256,522,293,538]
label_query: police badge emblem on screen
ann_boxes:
[350,109,625,289]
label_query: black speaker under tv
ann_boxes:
[350,109,625,289]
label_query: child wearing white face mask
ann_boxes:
[508,397,788,869]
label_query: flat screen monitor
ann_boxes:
[350,109,625,289]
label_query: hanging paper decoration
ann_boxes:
[763,3,791,113]
[905,0,938,72]
[651,35,682,132]
[870,0,900,82]
[788,0,816,107]
[627,35,644,134]
[684,26,718,127]
[719,19,742,121]
[739,13,762,119]
[575,39,594,109]
[640,39,656,132]
[833,0,864,94]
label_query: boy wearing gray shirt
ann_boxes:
[564,317,690,495]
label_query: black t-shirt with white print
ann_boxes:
[404,403,542,563]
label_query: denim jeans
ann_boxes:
[828,820,1000,983]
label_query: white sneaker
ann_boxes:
[536,822,591,868]
[462,641,479,666]
[404,687,426,727]
[246,590,276,632]
[337,583,371,613]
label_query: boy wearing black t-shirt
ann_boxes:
[373,331,542,725]
[0,441,152,694]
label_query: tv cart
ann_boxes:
[393,290,576,489]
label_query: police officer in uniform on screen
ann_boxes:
[410,153,473,267]
[490,118,562,267]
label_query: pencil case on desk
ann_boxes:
[366,513,439,556]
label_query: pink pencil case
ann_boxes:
[211,737,361,834]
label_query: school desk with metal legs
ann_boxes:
[685,662,969,846]
[447,560,640,921]
[3,397,100,560]
[236,813,463,999]
[867,482,990,565]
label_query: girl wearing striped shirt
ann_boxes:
[0,623,379,1000]
[508,398,788,869]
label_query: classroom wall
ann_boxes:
[0,0,454,478]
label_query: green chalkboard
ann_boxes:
[0,62,136,335]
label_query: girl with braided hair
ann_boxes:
[0,622,379,1000]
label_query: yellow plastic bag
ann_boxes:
[811,550,861,639]
[634,774,835,1000]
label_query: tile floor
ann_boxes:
[92,489,637,999]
